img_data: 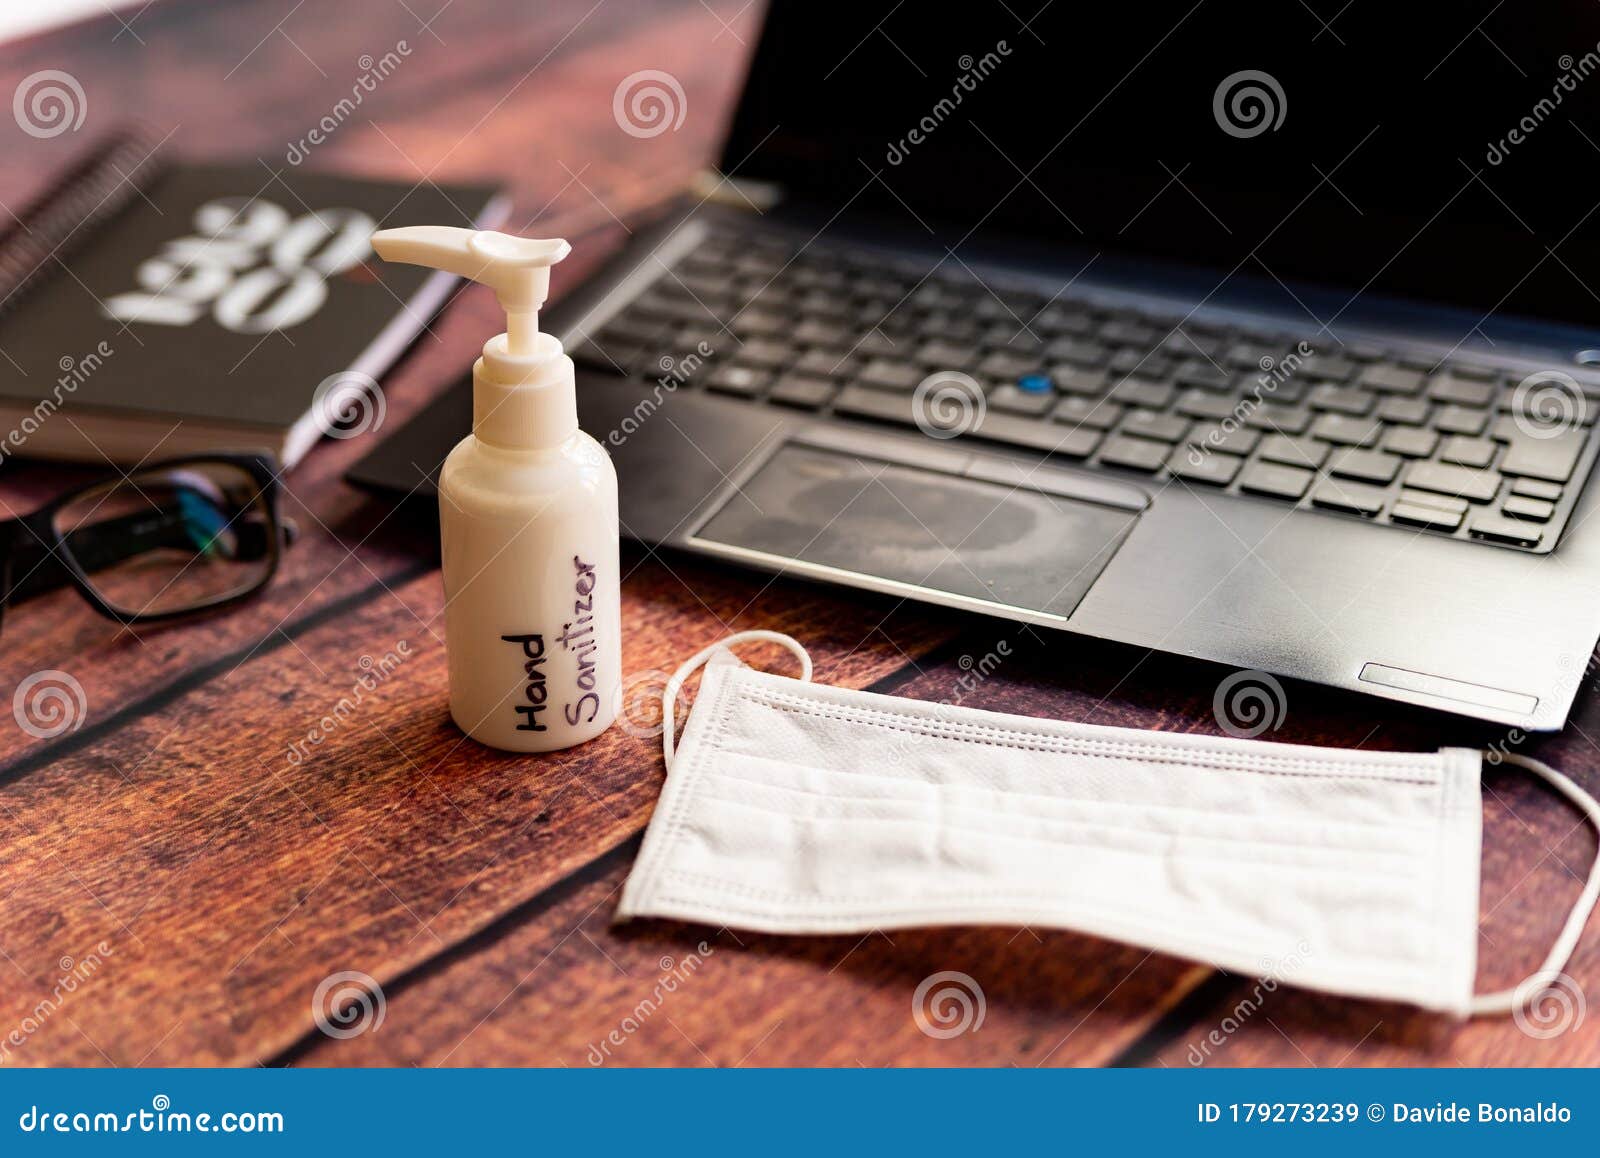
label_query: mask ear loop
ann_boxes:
[662,631,813,772]
[1470,752,1600,1016]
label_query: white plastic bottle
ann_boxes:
[370,226,620,751]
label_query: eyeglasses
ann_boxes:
[0,452,296,634]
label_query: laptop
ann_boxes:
[351,0,1600,731]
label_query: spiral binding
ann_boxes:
[0,125,171,323]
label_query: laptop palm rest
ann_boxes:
[687,435,1146,622]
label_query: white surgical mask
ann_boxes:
[618,632,1600,1018]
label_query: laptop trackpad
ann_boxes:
[689,440,1143,620]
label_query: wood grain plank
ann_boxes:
[291,628,1600,1066]
[0,548,952,1066]
[285,848,1211,1067]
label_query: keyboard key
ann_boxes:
[1469,511,1542,547]
[833,385,919,426]
[1047,336,1110,366]
[1499,430,1587,482]
[977,350,1041,379]
[988,384,1056,416]
[1167,447,1241,485]
[769,374,838,409]
[1498,389,1598,426]
[1308,384,1374,415]
[1239,460,1314,500]
[737,338,795,368]
[1174,361,1232,391]
[971,413,1102,458]
[1396,489,1468,517]
[1101,318,1161,348]
[1327,447,1401,484]
[1226,342,1276,369]
[1258,433,1327,468]
[1311,477,1389,517]
[1360,363,1425,394]
[1382,426,1438,458]
[1053,396,1122,429]
[707,364,769,397]
[1403,460,1501,503]
[1244,403,1311,434]
[1310,413,1383,446]
[1502,495,1556,522]
[792,318,852,346]
[1427,372,1496,407]
[1186,421,1260,457]
[853,329,901,357]
[1051,365,1109,395]
[792,348,857,380]
[1511,477,1563,501]
[914,339,978,370]
[1432,404,1488,435]
[1108,376,1174,409]
[1098,434,1170,471]
[1299,354,1358,382]
[856,358,923,392]
[1176,389,1239,421]
[1119,410,1189,443]
[1438,436,1496,469]
[1108,348,1171,378]
[1391,499,1464,531]
[1376,395,1430,425]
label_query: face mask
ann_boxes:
[618,632,1600,1018]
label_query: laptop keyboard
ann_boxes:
[572,224,1597,552]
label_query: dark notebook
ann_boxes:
[0,131,507,467]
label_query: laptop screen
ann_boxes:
[719,1,1600,330]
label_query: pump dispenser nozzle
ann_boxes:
[371,226,570,356]
[371,226,577,451]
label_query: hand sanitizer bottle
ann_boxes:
[370,226,619,751]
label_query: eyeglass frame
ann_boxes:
[0,451,290,630]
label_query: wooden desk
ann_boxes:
[0,0,1594,1068]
